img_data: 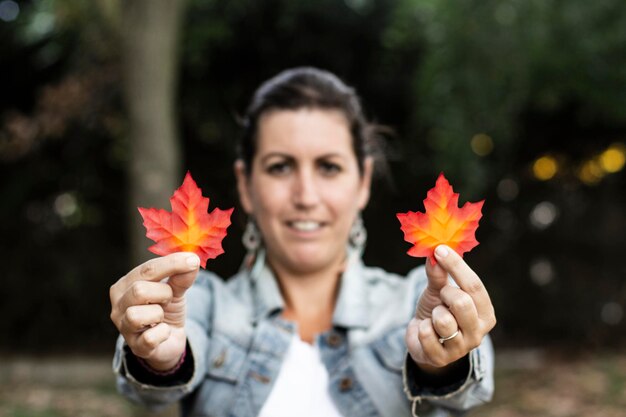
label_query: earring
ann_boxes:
[349,214,367,251]
[242,219,261,253]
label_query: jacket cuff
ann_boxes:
[403,353,471,397]
[122,343,194,386]
[402,347,484,403]
[112,320,209,395]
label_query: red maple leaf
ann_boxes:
[138,171,233,268]
[397,173,484,264]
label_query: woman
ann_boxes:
[109,67,496,417]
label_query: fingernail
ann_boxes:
[186,255,200,268]
[435,245,449,258]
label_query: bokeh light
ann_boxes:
[577,159,604,185]
[598,143,626,174]
[0,0,19,22]
[601,302,623,326]
[529,201,559,230]
[496,178,519,202]
[470,133,494,157]
[54,193,77,218]
[494,3,517,25]
[529,258,555,286]
[532,155,558,181]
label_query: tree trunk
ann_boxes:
[121,0,187,265]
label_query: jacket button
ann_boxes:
[250,371,271,384]
[212,351,226,368]
[327,333,342,347]
[339,377,353,392]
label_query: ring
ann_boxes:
[438,330,459,344]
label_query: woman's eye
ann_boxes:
[266,162,291,175]
[319,161,342,176]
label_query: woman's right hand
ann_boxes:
[109,252,200,371]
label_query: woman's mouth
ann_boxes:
[287,220,323,232]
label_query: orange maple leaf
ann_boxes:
[397,173,484,265]
[138,171,233,268]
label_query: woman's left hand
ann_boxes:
[405,244,496,372]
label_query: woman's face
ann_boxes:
[236,108,372,275]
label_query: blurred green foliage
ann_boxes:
[1,0,625,352]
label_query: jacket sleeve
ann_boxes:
[400,266,495,416]
[112,272,215,411]
[402,336,495,416]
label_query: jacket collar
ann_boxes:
[332,248,370,329]
[247,248,370,329]
[248,250,284,323]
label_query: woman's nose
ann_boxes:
[291,170,320,209]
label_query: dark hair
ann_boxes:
[239,67,384,176]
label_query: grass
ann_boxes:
[1,350,625,417]
[1,408,62,417]
[471,350,626,417]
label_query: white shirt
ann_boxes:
[258,335,344,417]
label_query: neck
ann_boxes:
[269,258,346,343]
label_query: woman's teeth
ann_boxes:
[290,221,321,231]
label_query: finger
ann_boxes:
[414,257,449,321]
[423,318,467,365]
[417,319,448,367]
[405,318,424,361]
[117,281,174,313]
[121,304,165,334]
[437,327,465,359]
[132,322,172,358]
[168,268,199,299]
[440,285,480,336]
[425,256,449,291]
[431,305,459,342]
[433,245,493,319]
[124,253,200,288]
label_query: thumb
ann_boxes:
[168,253,200,298]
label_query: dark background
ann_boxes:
[1,0,625,355]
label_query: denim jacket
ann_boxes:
[113,249,494,417]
